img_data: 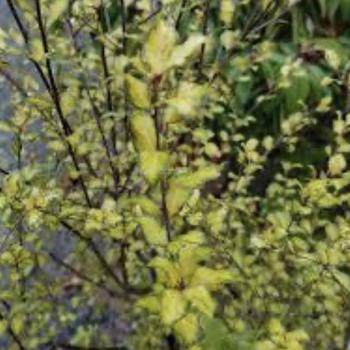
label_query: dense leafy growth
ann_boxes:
[0,0,350,349]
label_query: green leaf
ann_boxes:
[126,75,151,109]
[130,113,157,152]
[140,151,169,184]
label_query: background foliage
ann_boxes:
[0,0,350,349]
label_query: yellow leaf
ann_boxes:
[184,286,216,316]
[149,257,180,288]
[166,166,220,217]
[220,30,235,50]
[138,216,167,246]
[119,195,161,217]
[169,230,206,253]
[143,19,177,75]
[190,267,233,291]
[174,313,199,345]
[130,113,157,152]
[267,318,285,335]
[140,151,169,184]
[47,0,69,27]
[170,34,206,67]
[136,295,161,313]
[328,154,347,176]
[126,75,151,109]
[168,82,207,119]
[220,0,235,25]
[0,320,7,335]
[166,184,191,217]
[175,166,221,188]
[161,289,187,325]
[179,247,211,282]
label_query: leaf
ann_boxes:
[166,184,191,217]
[161,289,187,325]
[138,216,167,246]
[220,0,235,25]
[130,113,157,152]
[136,295,161,313]
[332,269,350,293]
[190,267,233,291]
[170,34,206,67]
[328,154,347,176]
[184,286,216,317]
[179,247,212,281]
[149,257,180,288]
[140,151,169,184]
[167,82,208,120]
[126,75,151,109]
[175,166,221,188]
[47,0,69,27]
[119,196,161,217]
[166,166,220,217]
[174,313,199,345]
[169,230,206,253]
[143,19,177,75]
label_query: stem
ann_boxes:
[119,0,130,142]
[86,88,120,190]
[175,0,188,30]
[198,0,210,78]
[152,79,171,241]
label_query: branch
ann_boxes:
[197,0,210,78]
[59,219,151,296]
[118,0,130,142]
[33,0,92,207]
[54,343,127,350]
[0,67,27,96]
[47,251,117,297]
[97,5,118,156]
[6,0,51,92]
[0,310,27,350]
[85,87,120,190]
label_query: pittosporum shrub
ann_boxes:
[0,1,350,349]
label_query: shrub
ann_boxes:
[0,1,350,349]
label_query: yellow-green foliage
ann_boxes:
[0,1,350,350]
